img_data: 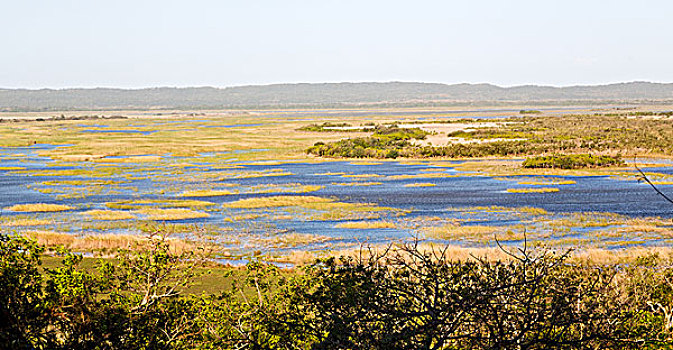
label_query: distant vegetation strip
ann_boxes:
[3,81,673,110]
[307,115,673,162]
[522,154,624,169]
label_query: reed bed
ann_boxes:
[335,221,397,229]
[6,203,73,212]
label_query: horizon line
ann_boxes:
[1,80,671,91]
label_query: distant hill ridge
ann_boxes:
[1,81,672,110]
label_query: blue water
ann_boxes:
[1,144,672,252]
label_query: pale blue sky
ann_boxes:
[1,0,672,88]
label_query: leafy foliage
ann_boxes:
[308,115,673,160]
[297,122,355,132]
[2,233,673,349]
[522,154,624,169]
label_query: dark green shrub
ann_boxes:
[522,154,624,169]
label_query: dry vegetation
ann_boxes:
[6,203,73,212]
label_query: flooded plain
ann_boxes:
[2,141,672,259]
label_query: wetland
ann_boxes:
[2,106,673,263]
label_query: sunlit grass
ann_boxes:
[506,187,560,193]
[404,183,436,187]
[517,179,576,185]
[83,210,136,221]
[2,217,51,226]
[222,195,332,209]
[6,203,73,212]
[423,223,525,241]
[313,172,346,176]
[387,172,459,180]
[180,189,235,197]
[22,231,195,254]
[256,233,334,248]
[247,184,323,194]
[135,208,210,221]
[335,221,397,229]
[342,173,383,178]
[350,161,383,165]
[330,182,383,186]
[106,199,216,210]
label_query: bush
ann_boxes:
[297,122,353,132]
[522,154,625,169]
[2,234,673,349]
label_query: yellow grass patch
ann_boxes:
[404,183,436,187]
[95,155,162,163]
[313,172,346,176]
[387,172,459,180]
[331,182,383,186]
[2,217,51,226]
[257,233,334,248]
[248,184,323,194]
[107,199,216,209]
[53,154,106,162]
[517,180,576,185]
[83,210,136,221]
[22,231,194,254]
[180,189,235,197]
[342,173,383,178]
[222,195,332,209]
[506,187,560,193]
[6,203,73,212]
[423,224,502,239]
[336,221,397,229]
[422,162,456,168]
[135,208,210,220]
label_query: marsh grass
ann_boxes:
[423,224,501,240]
[83,210,136,221]
[517,179,576,185]
[341,173,383,178]
[404,183,436,187]
[387,172,461,180]
[1,216,51,226]
[330,182,383,186]
[135,208,210,221]
[107,199,216,210]
[256,233,334,248]
[313,172,346,176]
[506,187,560,193]
[180,189,235,197]
[22,230,195,254]
[335,221,397,229]
[6,203,73,212]
[247,184,323,194]
[222,195,332,209]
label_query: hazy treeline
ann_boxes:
[2,82,673,111]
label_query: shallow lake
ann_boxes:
[1,144,672,253]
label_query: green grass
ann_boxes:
[40,256,250,295]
